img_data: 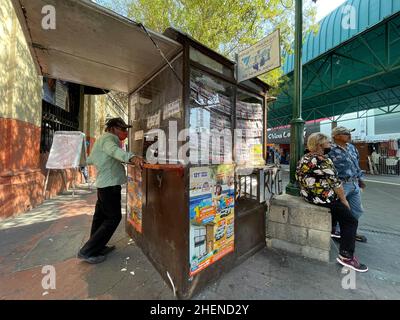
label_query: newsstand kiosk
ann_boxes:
[126,28,270,299]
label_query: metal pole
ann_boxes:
[286,0,305,196]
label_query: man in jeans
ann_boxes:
[77,117,144,264]
[329,126,367,243]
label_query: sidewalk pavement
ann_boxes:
[0,179,399,300]
[0,186,174,300]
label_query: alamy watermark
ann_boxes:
[41,5,56,30]
[342,4,357,30]
[341,267,356,290]
[142,121,262,175]
[41,265,56,295]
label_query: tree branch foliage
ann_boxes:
[94,0,318,94]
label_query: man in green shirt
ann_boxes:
[78,117,144,264]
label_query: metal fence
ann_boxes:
[369,155,400,175]
[40,100,80,153]
[236,166,283,203]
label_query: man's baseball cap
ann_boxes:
[331,126,355,136]
[105,117,132,129]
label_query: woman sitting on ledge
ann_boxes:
[296,133,368,273]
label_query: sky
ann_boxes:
[315,0,348,21]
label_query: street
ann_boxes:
[0,172,399,299]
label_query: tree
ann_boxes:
[94,0,317,93]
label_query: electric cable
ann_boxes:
[138,23,184,86]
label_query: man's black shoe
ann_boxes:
[355,234,367,243]
[77,251,106,264]
[100,245,116,255]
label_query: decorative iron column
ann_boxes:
[286,0,305,196]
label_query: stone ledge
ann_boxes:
[308,229,331,250]
[269,194,331,232]
[266,194,331,263]
[271,194,330,214]
[267,221,308,246]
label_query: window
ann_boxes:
[40,80,81,153]
[189,68,234,165]
[190,47,233,78]
[374,111,400,135]
[235,89,264,166]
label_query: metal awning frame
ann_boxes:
[269,11,400,127]
[11,0,183,94]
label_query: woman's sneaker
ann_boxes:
[336,255,368,272]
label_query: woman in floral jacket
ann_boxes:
[296,133,368,273]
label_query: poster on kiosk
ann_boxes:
[189,165,235,276]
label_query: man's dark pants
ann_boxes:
[320,200,358,257]
[80,185,122,257]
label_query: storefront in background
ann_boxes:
[319,112,400,175]
[266,120,321,164]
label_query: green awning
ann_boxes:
[269,1,400,127]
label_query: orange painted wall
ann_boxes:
[0,118,86,219]
[0,118,41,173]
[0,118,43,218]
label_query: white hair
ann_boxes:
[307,132,329,152]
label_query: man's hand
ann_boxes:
[358,180,366,189]
[341,198,351,210]
[129,156,145,169]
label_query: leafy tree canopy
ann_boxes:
[94,0,318,94]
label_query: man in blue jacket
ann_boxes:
[329,126,367,243]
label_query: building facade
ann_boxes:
[0,0,127,219]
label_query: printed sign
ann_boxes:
[249,144,264,166]
[147,111,161,129]
[134,130,144,141]
[189,165,235,276]
[237,29,281,82]
[46,131,86,169]
[163,100,181,120]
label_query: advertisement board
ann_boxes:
[189,165,235,276]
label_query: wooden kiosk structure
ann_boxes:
[126,29,271,299]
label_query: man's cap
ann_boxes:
[105,117,132,129]
[331,126,355,136]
